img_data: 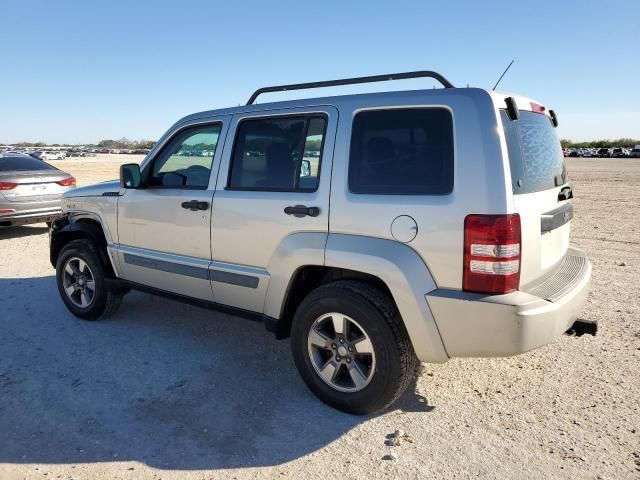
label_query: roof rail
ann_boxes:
[246,70,455,105]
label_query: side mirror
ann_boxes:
[120,163,141,189]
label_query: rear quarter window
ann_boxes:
[348,108,454,195]
[0,155,57,172]
[500,110,566,194]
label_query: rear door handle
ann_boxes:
[284,205,320,217]
[181,200,209,211]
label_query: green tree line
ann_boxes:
[96,138,155,149]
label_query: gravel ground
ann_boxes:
[0,156,638,479]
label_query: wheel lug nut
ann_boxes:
[346,358,351,363]
[336,355,341,361]
[339,338,345,344]
[348,346,354,352]
[331,343,336,349]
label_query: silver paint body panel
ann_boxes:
[60,87,590,363]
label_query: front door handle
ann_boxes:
[181,200,209,211]
[284,205,320,217]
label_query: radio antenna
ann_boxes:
[492,59,515,91]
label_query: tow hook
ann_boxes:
[565,319,598,337]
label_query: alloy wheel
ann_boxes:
[62,256,96,308]
[307,312,376,392]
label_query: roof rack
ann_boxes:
[246,70,455,105]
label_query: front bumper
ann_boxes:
[426,247,592,358]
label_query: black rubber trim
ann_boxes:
[123,253,210,280]
[122,252,260,288]
[210,270,259,289]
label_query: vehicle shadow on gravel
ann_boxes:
[0,224,49,239]
[0,275,434,470]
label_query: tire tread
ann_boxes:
[323,280,419,410]
[292,279,419,413]
[56,239,123,321]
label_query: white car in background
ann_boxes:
[33,151,65,161]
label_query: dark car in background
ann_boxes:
[0,153,76,227]
[596,148,612,158]
[612,148,628,158]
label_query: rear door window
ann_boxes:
[228,115,327,192]
[500,110,566,194]
[348,108,454,195]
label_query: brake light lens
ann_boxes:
[530,102,546,114]
[0,181,18,190]
[56,176,76,187]
[463,214,521,294]
[0,209,16,214]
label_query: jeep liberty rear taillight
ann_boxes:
[463,214,521,294]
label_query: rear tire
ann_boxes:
[291,280,418,414]
[56,239,123,320]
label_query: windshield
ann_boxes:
[0,155,57,172]
[500,110,566,194]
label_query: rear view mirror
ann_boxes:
[120,163,141,189]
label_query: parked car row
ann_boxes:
[564,147,636,158]
[0,146,151,158]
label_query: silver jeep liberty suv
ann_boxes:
[50,71,594,414]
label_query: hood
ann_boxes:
[63,179,120,198]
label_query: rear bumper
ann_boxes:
[426,246,592,357]
[0,208,62,227]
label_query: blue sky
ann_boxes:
[0,0,638,144]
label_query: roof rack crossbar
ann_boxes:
[246,70,455,105]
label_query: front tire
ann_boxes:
[291,280,418,414]
[56,239,122,320]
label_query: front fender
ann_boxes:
[49,214,118,277]
[324,234,448,363]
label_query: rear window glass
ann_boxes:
[0,155,56,172]
[500,110,566,194]
[349,108,454,195]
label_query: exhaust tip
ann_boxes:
[565,319,598,337]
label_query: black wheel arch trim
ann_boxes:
[49,215,115,276]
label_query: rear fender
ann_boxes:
[324,234,449,363]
